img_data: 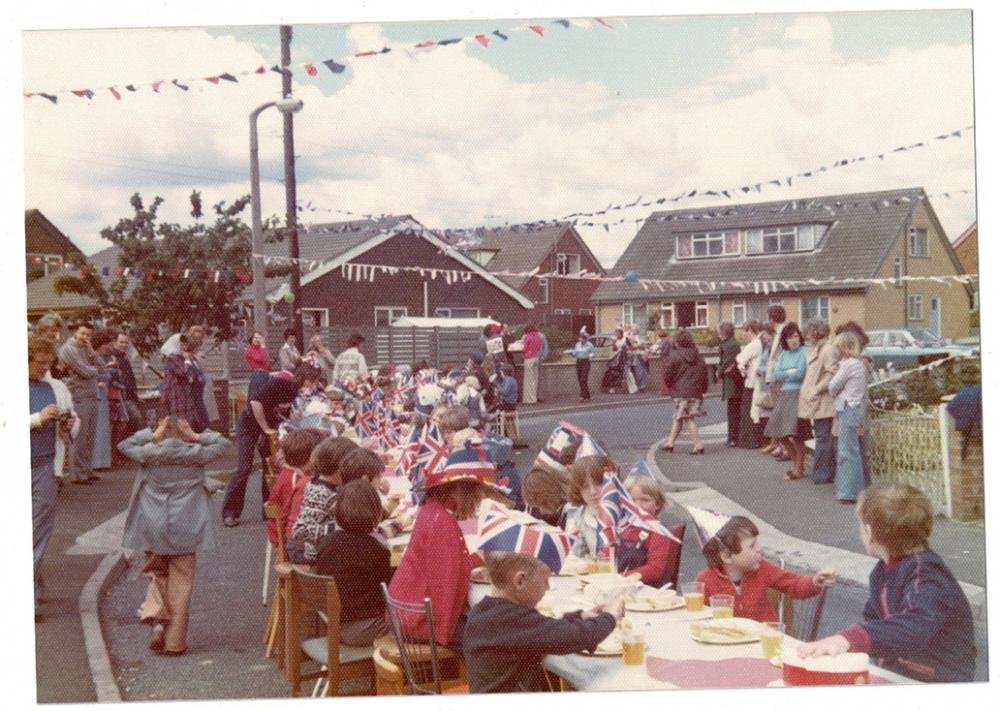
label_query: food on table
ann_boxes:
[689,617,762,644]
[624,587,683,611]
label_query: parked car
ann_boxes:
[864,328,978,371]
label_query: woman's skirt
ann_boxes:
[764,389,812,440]
[672,397,706,422]
[737,387,764,448]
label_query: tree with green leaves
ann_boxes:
[55,191,253,356]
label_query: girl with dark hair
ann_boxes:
[763,323,811,479]
[660,329,709,454]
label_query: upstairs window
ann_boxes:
[556,253,581,275]
[676,231,740,259]
[746,224,827,255]
[908,227,928,257]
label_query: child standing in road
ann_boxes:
[290,437,357,563]
[691,510,835,622]
[797,484,976,682]
[464,552,624,693]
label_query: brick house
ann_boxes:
[25,209,84,282]
[590,187,973,340]
[461,223,605,334]
[951,222,978,311]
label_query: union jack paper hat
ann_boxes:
[574,432,608,462]
[534,420,585,473]
[421,440,497,491]
[685,505,733,549]
[625,459,655,480]
[477,501,572,574]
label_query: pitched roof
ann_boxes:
[591,187,931,302]
[25,209,84,257]
[952,222,977,248]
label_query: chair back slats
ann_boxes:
[380,583,443,694]
[287,569,343,696]
[264,503,289,564]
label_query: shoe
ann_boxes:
[660,444,674,453]
[784,470,804,480]
[149,624,166,651]
[836,498,857,505]
[155,648,186,657]
[72,479,92,486]
[690,447,705,455]
[223,516,239,528]
[87,475,102,482]
[773,454,791,462]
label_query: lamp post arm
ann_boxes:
[249,101,277,335]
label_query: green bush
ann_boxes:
[869,357,981,410]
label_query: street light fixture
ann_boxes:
[249,96,304,335]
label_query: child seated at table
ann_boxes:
[565,455,620,559]
[290,437,357,564]
[265,428,326,561]
[465,552,624,693]
[797,484,976,682]
[522,466,570,528]
[617,476,679,586]
[387,442,500,650]
[694,513,834,622]
[313,479,392,646]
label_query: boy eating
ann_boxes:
[690,507,835,622]
[464,552,624,693]
[797,484,976,682]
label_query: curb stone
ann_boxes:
[80,550,131,703]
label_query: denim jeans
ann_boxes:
[835,404,865,501]
[810,417,836,483]
[221,410,269,519]
[32,459,57,605]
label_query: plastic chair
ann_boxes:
[380,583,467,695]
[284,568,375,697]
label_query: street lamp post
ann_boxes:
[249,97,304,336]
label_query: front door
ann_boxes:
[929,296,941,336]
[676,301,696,328]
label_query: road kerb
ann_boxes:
[79,550,130,703]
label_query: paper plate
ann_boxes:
[689,617,762,644]
[625,596,686,612]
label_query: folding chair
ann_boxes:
[766,559,828,642]
[380,583,467,695]
[284,568,375,697]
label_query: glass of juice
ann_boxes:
[760,622,784,661]
[710,594,734,618]
[682,582,705,612]
[622,631,645,666]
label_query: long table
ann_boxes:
[469,575,915,692]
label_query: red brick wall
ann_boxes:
[519,228,603,327]
[944,404,983,521]
[298,232,532,327]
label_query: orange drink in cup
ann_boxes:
[760,622,784,661]
[682,582,705,612]
[710,594,734,618]
[622,631,645,666]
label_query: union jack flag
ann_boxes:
[534,420,585,472]
[378,405,402,449]
[415,423,450,479]
[395,424,425,480]
[595,474,681,549]
[477,502,572,574]
[395,376,417,404]
[416,369,437,386]
[355,400,379,439]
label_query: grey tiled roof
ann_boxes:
[591,187,928,302]
[466,223,596,290]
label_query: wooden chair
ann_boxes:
[372,635,467,696]
[262,502,291,662]
[284,568,375,697]
[380,583,467,695]
[260,434,283,605]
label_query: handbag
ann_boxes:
[753,388,774,410]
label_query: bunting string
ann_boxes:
[23,18,613,104]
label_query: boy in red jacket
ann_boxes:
[265,428,326,559]
[690,508,835,622]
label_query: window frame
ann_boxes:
[660,303,676,329]
[907,227,929,258]
[908,294,924,321]
[799,295,830,324]
[434,307,480,319]
[695,301,709,328]
[556,253,581,276]
[537,277,550,304]
[745,224,827,256]
[675,231,740,260]
[374,306,408,327]
[301,307,329,328]
[731,299,747,326]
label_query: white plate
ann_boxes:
[578,632,624,656]
[625,596,686,612]
[689,617,762,644]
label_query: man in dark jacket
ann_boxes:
[717,322,742,447]
[661,329,708,454]
[111,332,144,461]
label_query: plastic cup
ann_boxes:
[622,632,645,666]
[761,622,784,660]
[682,582,705,612]
[710,594,734,618]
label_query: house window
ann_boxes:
[374,306,407,327]
[622,303,646,327]
[556,253,581,276]
[553,308,572,315]
[731,299,746,326]
[676,231,740,259]
[908,295,923,321]
[908,228,928,257]
[434,307,480,318]
[538,278,550,304]
[695,301,709,328]
[894,257,903,285]
[467,249,497,267]
[800,296,830,323]
[301,308,329,328]
[578,308,593,315]
[660,303,676,329]
[745,224,827,255]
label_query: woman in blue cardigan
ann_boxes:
[763,323,812,479]
[119,417,230,655]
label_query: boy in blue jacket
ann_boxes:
[798,484,976,682]
[465,552,623,693]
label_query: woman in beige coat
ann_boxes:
[798,320,839,484]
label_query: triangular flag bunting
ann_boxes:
[595,17,612,28]
[172,79,189,91]
[71,89,94,99]
[304,63,317,76]
[438,38,461,45]
[108,86,121,100]
[152,81,164,92]
[474,34,489,48]
[125,84,137,92]
[323,59,346,74]
[493,30,509,40]
[255,65,266,74]
[415,40,435,48]
[220,73,238,82]
[529,25,545,36]
[205,76,221,85]
[554,19,570,28]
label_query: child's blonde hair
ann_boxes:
[833,330,861,358]
[624,476,666,514]
[857,484,932,557]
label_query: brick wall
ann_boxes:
[942,396,984,521]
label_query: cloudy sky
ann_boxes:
[17,2,980,271]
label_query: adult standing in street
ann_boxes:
[536,328,549,402]
[764,323,811,480]
[29,334,75,620]
[717,321,742,447]
[90,329,117,471]
[521,324,542,404]
[653,329,672,396]
[763,305,789,461]
[308,334,336,384]
[799,320,838,484]
[222,364,321,527]
[161,335,209,433]
[119,416,230,655]
[735,320,765,449]
[110,332,144,462]
[570,330,595,401]
[161,326,216,429]
[660,329,709,454]
[58,321,105,485]
[332,333,368,383]
[278,328,301,372]
[834,321,874,488]
[244,330,271,402]
[36,314,77,483]
[828,331,870,503]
